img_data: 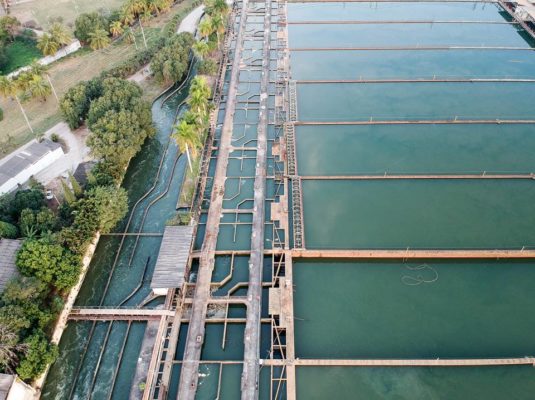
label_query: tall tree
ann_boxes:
[0,75,33,133]
[88,28,111,50]
[37,33,59,56]
[198,18,213,40]
[0,325,27,374]
[210,14,225,47]
[193,40,210,60]
[206,0,229,17]
[109,20,124,37]
[49,22,72,46]
[172,119,201,172]
[26,74,52,102]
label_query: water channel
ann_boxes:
[42,75,192,399]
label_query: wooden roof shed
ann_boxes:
[150,225,194,295]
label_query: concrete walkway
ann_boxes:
[34,122,90,186]
[178,5,205,34]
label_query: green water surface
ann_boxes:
[294,260,535,358]
[302,179,535,249]
[296,366,535,400]
[295,124,535,175]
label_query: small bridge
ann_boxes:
[68,308,174,321]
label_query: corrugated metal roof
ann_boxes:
[0,139,61,179]
[150,226,194,290]
[0,239,22,292]
[0,373,14,400]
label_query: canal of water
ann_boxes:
[288,1,535,398]
[42,77,191,399]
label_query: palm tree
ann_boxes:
[193,40,210,60]
[37,33,59,56]
[121,7,136,25]
[206,0,229,17]
[198,18,214,40]
[109,21,124,38]
[0,75,33,133]
[0,325,27,374]
[49,22,72,46]
[123,26,139,50]
[172,120,201,172]
[210,14,225,47]
[27,74,52,101]
[155,0,172,13]
[88,29,111,50]
[188,76,211,121]
[138,10,152,49]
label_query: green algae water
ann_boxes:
[288,1,535,398]
[302,179,535,249]
[296,366,535,400]
[297,82,535,121]
[296,124,535,175]
[294,260,535,358]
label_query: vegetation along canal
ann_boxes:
[42,77,192,399]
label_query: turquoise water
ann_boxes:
[302,179,535,249]
[297,82,535,120]
[291,50,535,80]
[294,260,535,358]
[296,366,535,399]
[289,1,535,398]
[289,23,533,48]
[288,2,509,22]
[295,124,535,175]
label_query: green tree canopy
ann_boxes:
[60,78,103,129]
[151,33,194,85]
[86,77,142,126]
[19,207,58,238]
[16,330,58,381]
[88,107,154,169]
[0,221,18,238]
[16,238,81,291]
[85,186,128,233]
[74,12,109,43]
[0,187,45,223]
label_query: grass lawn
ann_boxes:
[1,38,42,74]
[0,0,197,157]
[9,0,126,30]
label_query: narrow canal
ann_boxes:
[42,76,193,399]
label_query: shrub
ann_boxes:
[74,12,109,44]
[198,59,217,75]
[0,220,18,238]
[16,238,81,291]
[17,331,58,381]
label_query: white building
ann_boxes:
[0,374,35,400]
[0,139,63,195]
